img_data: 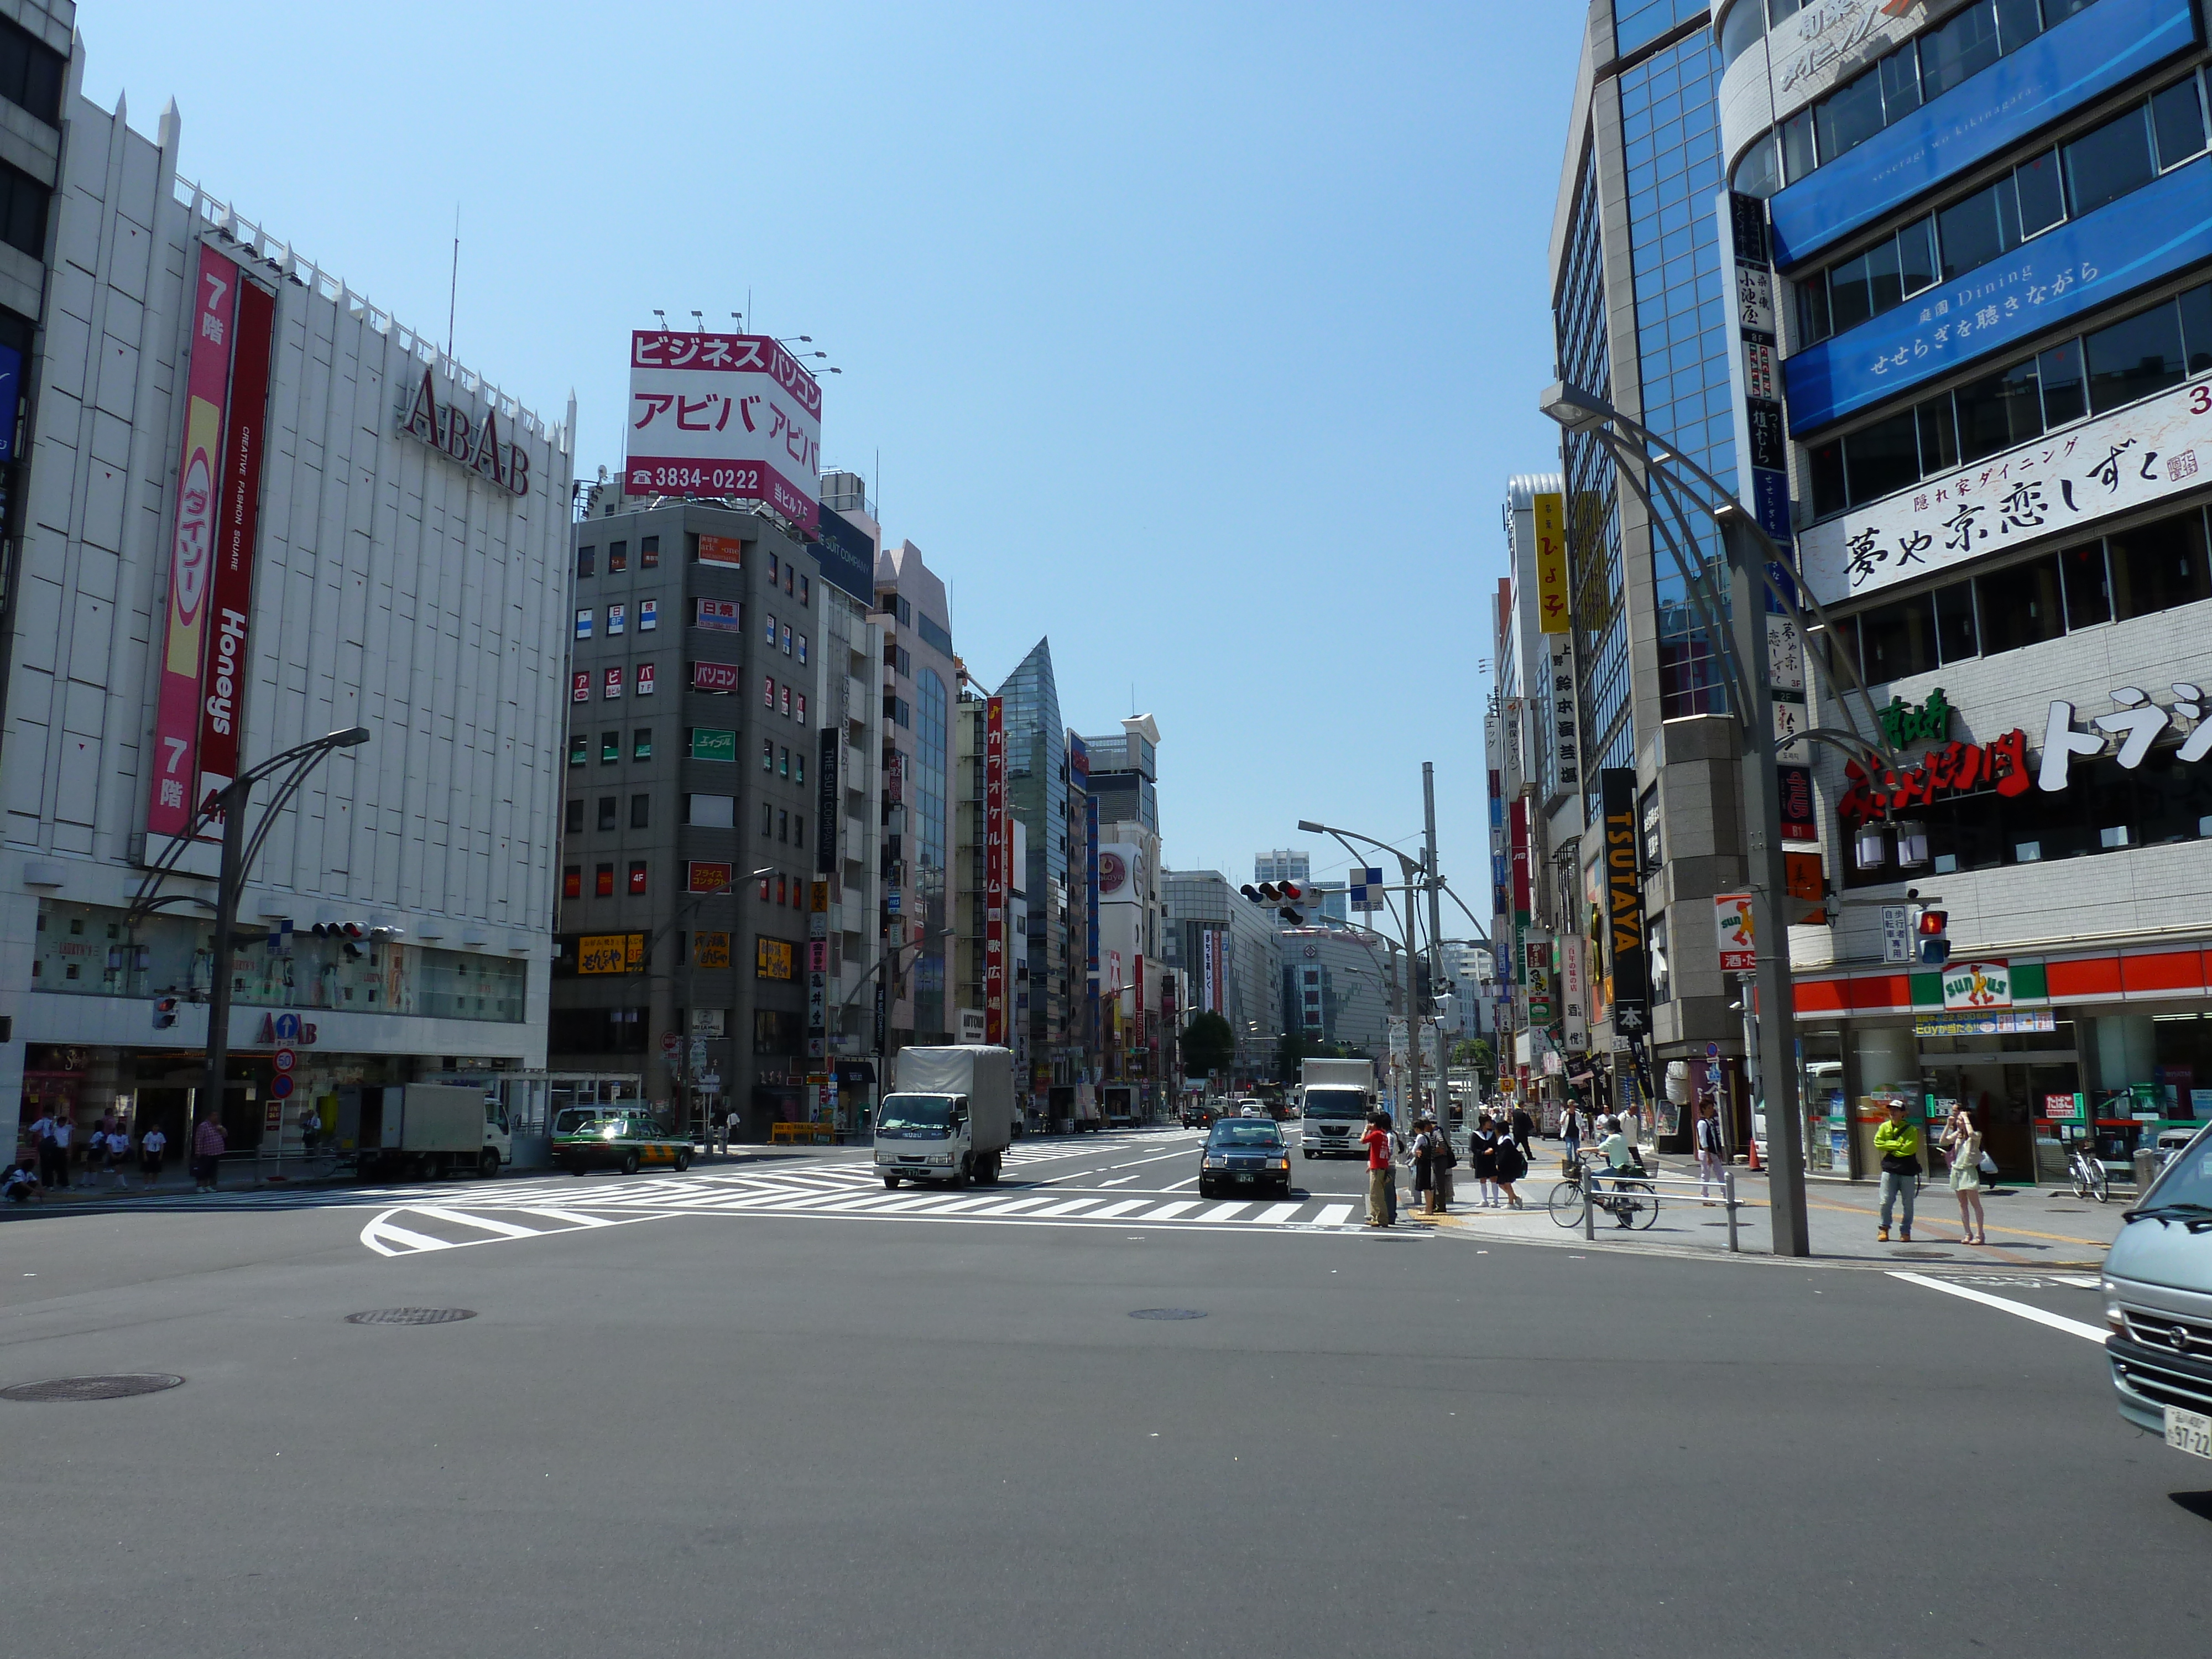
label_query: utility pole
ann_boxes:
[1722,507,1811,1256]
[1423,763,1447,1131]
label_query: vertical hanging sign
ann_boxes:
[1533,491,1569,634]
[148,247,242,839]
[194,275,276,832]
[984,696,1008,1045]
[1601,767,1648,1046]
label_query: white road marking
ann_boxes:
[1034,1198,1100,1217]
[517,1208,620,1229]
[361,1216,458,1256]
[1256,1202,1304,1224]
[1146,1201,1199,1220]
[1198,1203,1248,1222]
[1312,1204,1355,1228]
[410,1206,541,1239]
[1889,1271,2108,1344]
[1088,1199,1150,1219]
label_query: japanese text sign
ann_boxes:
[1533,492,1569,635]
[1714,892,1757,973]
[625,332,821,532]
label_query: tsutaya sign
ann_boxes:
[397,368,532,497]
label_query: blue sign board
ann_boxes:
[0,343,19,463]
[1784,155,2212,435]
[813,503,877,603]
[1768,0,2197,271]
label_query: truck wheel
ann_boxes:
[621,1151,641,1176]
[479,1149,500,1180]
[1302,1150,1314,1160]
[980,1153,1000,1185]
[415,1156,437,1183]
[883,1174,901,1189]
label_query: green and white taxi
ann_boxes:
[553,1111,693,1176]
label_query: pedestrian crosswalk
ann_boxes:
[353,1166,1375,1256]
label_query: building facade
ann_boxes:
[1162,868,1282,1079]
[875,541,954,1053]
[995,638,1082,1111]
[7,66,572,1156]
[1715,0,2212,1179]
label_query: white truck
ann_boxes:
[339,1083,510,1181]
[1297,1057,1378,1159]
[875,1046,1015,1188]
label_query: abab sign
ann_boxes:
[397,367,532,497]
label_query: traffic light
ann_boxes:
[1239,884,1261,903]
[1915,905,1950,966]
[152,996,178,1030]
[1279,881,1302,903]
[1279,904,1305,926]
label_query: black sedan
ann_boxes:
[1197,1118,1294,1200]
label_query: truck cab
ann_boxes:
[873,1046,1014,1188]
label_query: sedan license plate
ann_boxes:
[2166,1405,2212,1459]
[1237,1172,1254,1184]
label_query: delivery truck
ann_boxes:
[874,1046,1015,1188]
[337,1083,510,1181]
[1297,1057,1379,1159]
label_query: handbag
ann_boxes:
[1978,1150,1997,1175]
[1879,1152,1921,1176]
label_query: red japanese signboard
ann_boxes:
[602,665,623,700]
[984,696,1007,1045]
[692,660,742,694]
[637,662,655,696]
[1838,731,2033,826]
[624,332,821,533]
[687,862,732,894]
[571,671,590,703]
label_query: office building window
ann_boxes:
[799,574,810,604]
[634,728,653,760]
[795,693,806,726]
[562,866,581,901]
[628,861,648,896]
[565,799,584,835]
[779,809,789,843]
[608,540,629,573]
[640,534,660,568]
[0,19,64,124]
[575,608,592,639]
[576,545,595,578]
[630,794,650,830]
[795,815,805,850]
[779,746,790,779]
[761,801,774,837]
[764,675,776,708]
[568,733,587,766]
[601,731,619,764]
[796,633,808,665]
[769,552,780,586]
[597,797,617,831]
[594,863,615,898]
[763,738,774,772]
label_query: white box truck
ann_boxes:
[875,1046,1014,1188]
[1297,1057,1378,1159]
[339,1083,510,1181]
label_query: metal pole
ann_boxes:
[1423,763,1447,1133]
[1722,510,1810,1257]
[200,778,249,1185]
[1725,1166,1740,1253]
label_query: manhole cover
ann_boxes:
[3,1374,183,1402]
[1129,1308,1208,1321]
[345,1308,477,1326]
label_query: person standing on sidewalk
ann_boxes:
[1410,1117,1437,1217]
[49,1112,73,1190]
[139,1124,168,1191]
[103,1124,133,1189]
[29,1105,62,1191]
[1694,1103,1726,1203]
[1361,1110,1393,1228]
[1942,1105,1987,1246]
[1470,1112,1501,1207]
[1494,1125,1527,1209]
[191,1114,227,1194]
[1874,1099,1921,1243]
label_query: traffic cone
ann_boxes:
[1746,1136,1762,1172]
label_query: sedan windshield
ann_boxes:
[879,1094,958,1135]
[1209,1123,1282,1147]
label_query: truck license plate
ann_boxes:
[2166,1405,2212,1459]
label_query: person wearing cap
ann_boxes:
[1874,1098,1922,1243]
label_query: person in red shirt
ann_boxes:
[1361,1112,1394,1228]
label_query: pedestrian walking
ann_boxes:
[1942,1105,1987,1246]
[1560,1102,1583,1173]
[191,1114,227,1193]
[1694,1102,1726,1203]
[1874,1098,1921,1243]
[1411,1117,1438,1217]
[1494,1125,1527,1208]
[139,1124,168,1190]
[1361,1110,1393,1228]
[1470,1113,1502,1207]
[1509,1103,1535,1162]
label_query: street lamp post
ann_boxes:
[1299,816,1440,1134]
[1536,379,1899,1256]
[140,727,373,1171]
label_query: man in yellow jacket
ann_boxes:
[1874,1099,1921,1243]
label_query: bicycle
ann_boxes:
[1547,1161,1587,1228]
[1546,1159,1662,1230]
[2068,1141,2110,1204]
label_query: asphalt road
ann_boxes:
[2,1125,2203,1658]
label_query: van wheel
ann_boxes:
[478,1149,500,1180]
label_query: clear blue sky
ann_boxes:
[81,0,1586,929]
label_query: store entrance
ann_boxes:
[1922,1060,2074,1182]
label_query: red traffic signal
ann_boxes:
[1279,881,1302,901]
[1915,906,1950,966]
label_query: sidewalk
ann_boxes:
[1407,1162,2130,1271]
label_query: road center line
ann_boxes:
[1888,1271,2108,1343]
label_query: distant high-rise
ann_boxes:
[1255,850,1310,886]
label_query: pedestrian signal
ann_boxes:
[1914,906,1950,966]
[152,995,179,1030]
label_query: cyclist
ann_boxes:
[1595,1115,1644,1227]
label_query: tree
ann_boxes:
[1452,1038,1493,1071]
[1180,1011,1235,1078]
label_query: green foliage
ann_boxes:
[1452,1038,1493,1070]
[1180,1010,1236,1077]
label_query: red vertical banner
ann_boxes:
[148,246,242,838]
[1134,953,1145,1069]
[193,275,276,827]
[984,696,1006,1045]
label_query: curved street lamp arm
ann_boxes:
[1601,436,1753,723]
[1431,877,1491,942]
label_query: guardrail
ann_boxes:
[1559,1153,1745,1251]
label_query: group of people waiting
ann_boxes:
[7,1108,229,1202]
[1357,1103,1538,1227]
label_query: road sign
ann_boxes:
[688,1039,708,1068]
[1706,1042,1719,1058]
[660,1032,681,1060]
[1881,905,1911,964]
[269,1073,295,1100]
[273,1048,295,1072]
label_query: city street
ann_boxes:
[3,1127,2201,1658]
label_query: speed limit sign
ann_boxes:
[273,1048,296,1072]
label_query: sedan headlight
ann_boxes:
[1270,1156,1289,1168]
[1203,1154,1226,1168]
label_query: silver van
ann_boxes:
[2103,1121,2212,1462]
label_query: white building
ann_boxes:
[3,73,572,1155]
